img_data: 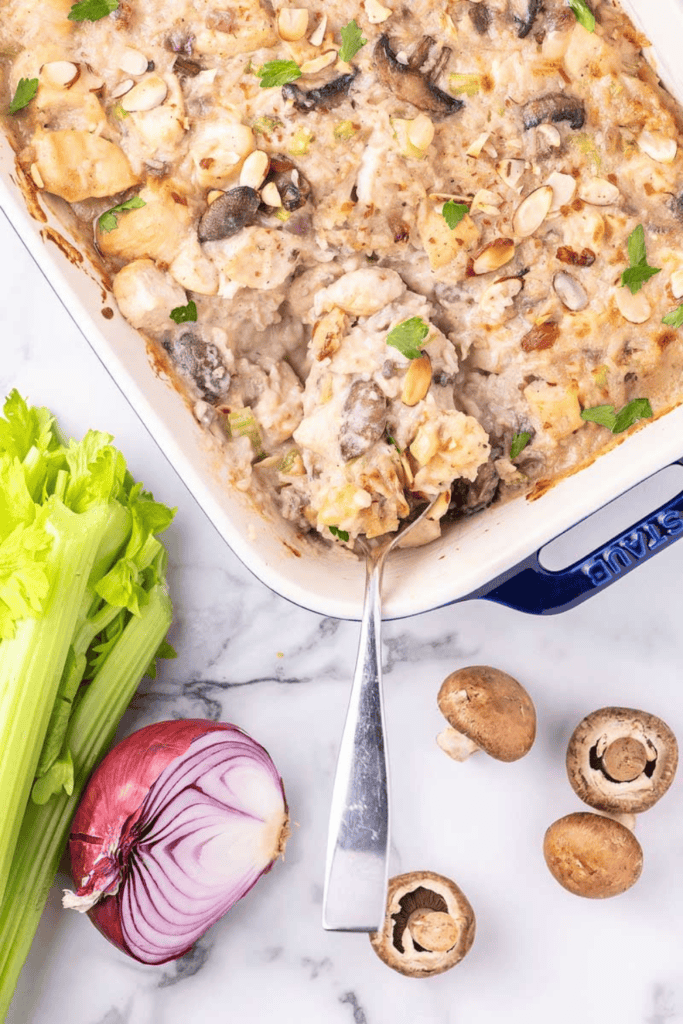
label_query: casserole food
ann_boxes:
[2,0,683,619]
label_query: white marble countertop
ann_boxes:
[3,207,683,1024]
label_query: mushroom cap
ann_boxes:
[437,665,536,761]
[543,811,643,898]
[566,706,678,814]
[369,870,475,977]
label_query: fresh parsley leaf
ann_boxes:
[662,305,683,328]
[169,300,197,325]
[68,0,118,20]
[329,525,350,542]
[581,398,653,433]
[568,0,595,32]
[338,20,367,63]
[442,201,469,230]
[386,317,430,360]
[9,78,38,116]
[97,196,146,234]
[386,434,402,454]
[510,432,531,459]
[620,224,660,294]
[257,60,302,89]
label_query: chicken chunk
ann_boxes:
[314,268,406,317]
[112,258,188,332]
[97,182,192,262]
[33,130,139,203]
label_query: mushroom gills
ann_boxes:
[521,92,586,131]
[509,0,542,38]
[373,35,463,119]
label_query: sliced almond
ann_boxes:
[261,181,282,207]
[277,8,309,42]
[120,75,168,112]
[579,177,620,205]
[118,48,150,76]
[399,452,414,486]
[637,130,677,164]
[615,287,651,324]
[466,131,490,158]
[207,189,225,204]
[401,354,432,406]
[40,61,81,89]
[536,123,561,149]
[30,162,45,189]
[110,78,135,99]
[407,113,434,151]
[425,490,450,521]
[364,0,392,23]
[301,50,337,75]
[470,188,502,215]
[513,185,553,237]
[671,268,683,299]
[553,272,588,311]
[471,238,515,275]
[545,171,576,212]
[239,149,269,190]
[479,276,523,322]
[309,14,327,45]
[311,307,348,361]
[496,157,525,190]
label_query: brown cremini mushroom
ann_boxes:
[436,665,536,762]
[566,707,678,814]
[543,811,643,898]
[370,871,475,977]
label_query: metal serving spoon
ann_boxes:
[322,497,439,931]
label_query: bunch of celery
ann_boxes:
[0,391,175,1021]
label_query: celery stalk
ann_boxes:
[0,582,172,1022]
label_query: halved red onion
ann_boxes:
[63,719,289,964]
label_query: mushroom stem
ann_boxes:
[436,726,480,761]
[600,737,649,782]
[595,808,637,833]
[406,910,459,952]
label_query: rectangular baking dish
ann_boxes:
[3,0,683,622]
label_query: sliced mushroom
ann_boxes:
[197,186,260,242]
[340,379,387,461]
[509,0,541,38]
[162,330,231,403]
[436,665,536,762]
[265,157,312,212]
[544,812,643,898]
[521,92,586,131]
[469,3,491,35]
[282,70,359,113]
[373,35,463,119]
[565,707,678,814]
[447,457,500,517]
[370,871,475,977]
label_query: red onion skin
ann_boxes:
[68,720,287,964]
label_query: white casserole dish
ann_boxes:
[2,0,683,621]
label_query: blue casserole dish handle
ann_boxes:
[466,458,683,615]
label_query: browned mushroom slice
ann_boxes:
[370,871,475,977]
[198,186,261,242]
[543,812,643,898]
[162,329,231,403]
[281,69,358,112]
[447,457,500,517]
[373,35,463,119]
[265,158,312,212]
[469,3,492,35]
[437,665,536,762]
[521,92,586,131]
[565,707,678,814]
[339,379,387,461]
[509,0,542,38]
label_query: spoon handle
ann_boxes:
[322,553,389,932]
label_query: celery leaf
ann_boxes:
[31,748,74,805]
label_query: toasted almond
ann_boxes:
[261,181,282,207]
[513,185,553,237]
[496,157,526,190]
[466,131,490,158]
[470,188,502,214]
[30,162,45,189]
[239,149,269,190]
[301,50,337,75]
[407,113,434,151]
[637,130,677,164]
[311,307,348,360]
[277,8,309,42]
[545,171,576,212]
[118,47,150,76]
[110,78,135,99]
[120,74,168,112]
[579,177,620,205]
[671,268,683,299]
[615,287,651,324]
[308,14,327,45]
[425,490,451,520]
[40,61,80,89]
[553,272,588,311]
[535,123,561,149]
[401,353,432,406]
[207,189,225,204]
[471,237,515,275]
[364,0,392,23]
